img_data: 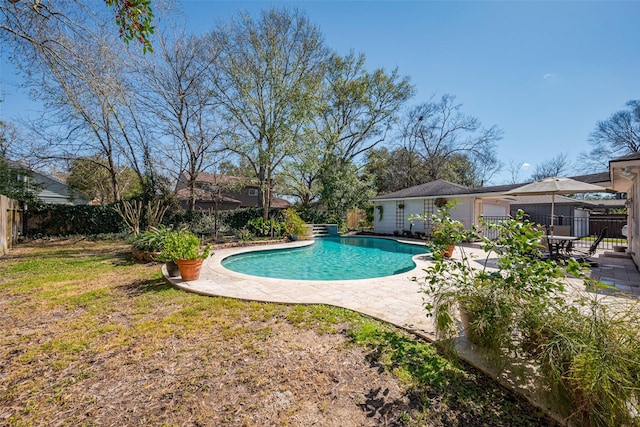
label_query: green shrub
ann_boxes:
[162,207,285,235]
[282,208,306,237]
[419,208,640,425]
[538,287,640,426]
[128,225,173,253]
[246,217,282,237]
[294,205,328,224]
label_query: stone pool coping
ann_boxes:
[164,237,439,340]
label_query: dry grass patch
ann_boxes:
[0,240,554,426]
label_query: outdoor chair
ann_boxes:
[564,227,608,264]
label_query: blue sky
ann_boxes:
[2,1,639,184]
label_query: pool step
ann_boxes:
[311,224,339,238]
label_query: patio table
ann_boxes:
[546,235,579,259]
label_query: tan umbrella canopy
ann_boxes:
[504,176,614,235]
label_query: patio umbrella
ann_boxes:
[504,176,614,235]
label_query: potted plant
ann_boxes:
[429,201,466,257]
[419,211,568,355]
[161,229,212,281]
[282,208,307,241]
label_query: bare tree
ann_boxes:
[506,159,528,184]
[139,31,223,210]
[14,13,162,203]
[403,94,502,186]
[531,153,572,181]
[582,100,640,171]
[208,7,328,220]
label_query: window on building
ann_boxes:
[248,188,258,196]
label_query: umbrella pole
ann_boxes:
[550,193,555,236]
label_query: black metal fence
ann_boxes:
[479,215,627,251]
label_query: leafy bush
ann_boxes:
[282,208,306,237]
[294,205,328,224]
[189,213,220,236]
[537,280,640,426]
[418,209,640,425]
[246,217,282,237]
[162,207,284,236]
[128,225,173,253]
[220,208,265,230]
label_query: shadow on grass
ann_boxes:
[116,277,174,296]
[350,329,556,426]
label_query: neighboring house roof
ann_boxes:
[570,171,611,185]
[4,160,88,205]
[581,198,627,209]
[175,171,291,209]
[371,172,614,201]
[610,152,640,162]
[270,197,293,209]
[174,187,242,204]
[508,195,584,205]
[177,171,257,188]
[508,195,625,209]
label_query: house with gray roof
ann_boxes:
[5,161,88,205]
[370,173,615,237]
[370,179,512,235]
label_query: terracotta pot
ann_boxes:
[442,244,455,258]
[176,258,204,281]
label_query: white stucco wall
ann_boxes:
[373,197,480,235]
[373,200,397,234]
[630,178,639,268]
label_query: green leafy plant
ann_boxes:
[417,210,566,353]
[160,229,211,261]
[246,217,282,238]
[129,225,172,253]
[282,208,307,238]
[410,200,468,256]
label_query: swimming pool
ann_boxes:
[221,237,429,280]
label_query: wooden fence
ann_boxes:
[1,195,23,256]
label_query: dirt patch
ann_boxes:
[0,240,553,426]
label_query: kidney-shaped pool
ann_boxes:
[221,236,429,281]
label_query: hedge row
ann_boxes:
[26,205,327,237]
[28,204,126,236]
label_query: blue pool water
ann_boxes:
[221,237,429,280]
